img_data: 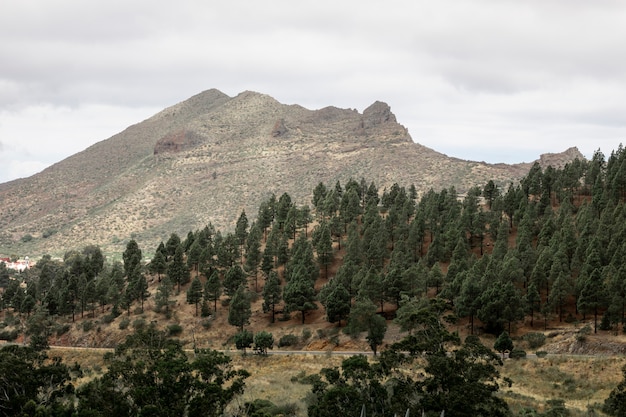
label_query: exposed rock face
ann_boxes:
[271,119,289,137]
[538,147,585,169]
[154,130,205,154]
[362,101,396,127]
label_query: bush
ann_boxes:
[101,314,116,324]
[576,325,592,343]
[536,351,548,358]
[55,324,71,336]
[82,321,95,332]
[132,318,146,331]
[201,319,211,329]
[167,324,183,336]
[119,317,130,330]
[42,229,57,238]
[524,332,547,349]
[278,334,298,347]
[254,331,274,355]
[0,329,19,341]
[301,328,312,342]
[509,349,527,359]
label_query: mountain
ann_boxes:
[0,89,583,257]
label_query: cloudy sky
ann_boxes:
[1,0,625,183]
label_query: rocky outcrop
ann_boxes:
[154,130,205,155]
[362,101,396,127]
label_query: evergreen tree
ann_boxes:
[366,314,387,356]
[262,271,282,323]
[168,244,190,293]
[204,270,222,312]
[253,331,274,355]
[187,276,204,316]
[244,224,262,291]
[604,365,626,417]
[524,282,541,328]
[223,265,246,298]
[493,331,514,357]
[149,247,167,282]
[312,221,333,278]
[154,276,175,316]
[165,232,182,260]
[320,281,351,326]
[577,268,607,333]
[284,266,317,324]
[228,285,251,331]
[235,209,249,253]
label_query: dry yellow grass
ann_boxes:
[46,345,625,417]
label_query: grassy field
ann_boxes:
[45,346,624,417]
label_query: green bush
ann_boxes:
[524,332,546,349]
[0,329,19,341]
[132,318,146,331]
[55,324,71,336]
[536,351,548,358]
[509,349,527,359]
[101,314,115,324]
[301,328,312,342]
[82,321,95,332]
[278,334,298,347]
[119,317,130,330]
[167,324,183,336]
[42,229,57,238]
[201,319,211,329]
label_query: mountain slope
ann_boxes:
[0,89,583,256]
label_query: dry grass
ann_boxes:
[46,345,625,417]
[500,355,626,416]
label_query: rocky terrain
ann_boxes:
[0,89,584,257]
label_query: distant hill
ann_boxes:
[0,89,584,257]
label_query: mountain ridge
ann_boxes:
[0,89,583,257]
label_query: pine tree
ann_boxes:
[284,266,317,324]
[223,265,246,298]
[186,276,204,316]
[204,270,221,312]
[262,271,282,323]
[154,277,175,315]
[168,244,190,293]
[228,286,251,331]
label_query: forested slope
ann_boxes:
[2,146,626,351]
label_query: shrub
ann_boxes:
[201,319,211,329]
[42,229,57,238]
[536,351,548,358]
[524,332,547,349]
[82,321,95,332]
[132,318,146,331]
[509,349,527,359]
[278,334,298,347]
[101,314,115,324]
[167,324,183,336]
[118,317,130,330]
[55,324,71,336]
[576,325,592,343]
[254,331,274,355]
[301,328,312,342]
[0,329,19,341]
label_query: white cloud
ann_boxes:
[0,0,625,182]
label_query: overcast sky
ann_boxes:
[1,0,625,184]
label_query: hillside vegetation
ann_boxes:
[2,146,626,416]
